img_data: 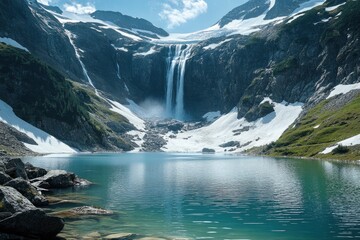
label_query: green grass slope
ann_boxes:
[265,91,360,160]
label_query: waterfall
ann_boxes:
[165,44,192,120]
[65,30,99,96]
[116,62,121,80]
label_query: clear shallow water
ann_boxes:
[26,153,360,239]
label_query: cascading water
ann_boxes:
[165,44,192,120]
[65,30,99,96]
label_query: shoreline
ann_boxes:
[20,150,360,165]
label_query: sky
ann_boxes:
[38,0,248,33]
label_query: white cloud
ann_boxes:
[159,0,208,29]
[63,2,96,14]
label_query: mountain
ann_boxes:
[91,11,169,38]
[0,0,359,159]
[218,0,325,28]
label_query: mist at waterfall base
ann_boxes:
[132,98,193,121]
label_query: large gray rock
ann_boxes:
[3,158,28,180]
[0,186,35,213]
[24,162,47,179]
[0,172,12,185]
[36,170,76,188]
[0,209,64,239]
[4,178,48,207]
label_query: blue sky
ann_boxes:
[40,0,248,33]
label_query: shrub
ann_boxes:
[332,145,350,154]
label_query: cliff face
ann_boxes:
[181,0,359,120]
[0,0,85,82]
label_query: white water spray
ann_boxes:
[165,44,192,120]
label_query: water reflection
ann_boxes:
[26,153,360,239]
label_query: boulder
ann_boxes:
[167,122,184,132]
[0,186,35,213]
[35,170,76,188]
[0,172,12,185]
[31,179,51,190]
[24,162,47,179]
[3,158,28,180]
[0,209,64,239]
[4,178,48,207]
[202,148,216,153]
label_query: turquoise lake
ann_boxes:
[26,153,360,239]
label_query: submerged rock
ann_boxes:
[0,209,64,239]
[103,233,137,240]
[138,238,168,240]
[83,231,102,240]
[53,206,114,219]
[4,178,48,207]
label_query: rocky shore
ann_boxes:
[0,157,91,239]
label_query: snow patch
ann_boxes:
[287,13,306,24]
[107,99,145,131]
[203,39,232,50]
[292,0,326,15]
[99,25,142,42]
[321,134,360,154]
[327,83,360,99]
[0,37,29,52]
[325,2,346,12]
[45,9,143,42]
[133,47,157,56]
[163,98,303,153]
[0,100,76,154]
[313,124,320,129]
[112,45,128,52]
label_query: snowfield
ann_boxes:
[321,134,360,154]
[163,98,303,153]
[0,100,76,154]
[203,39,232,50]
[327,83,360,99]
[0,37,29,52]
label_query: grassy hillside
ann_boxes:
[264,91,360,160]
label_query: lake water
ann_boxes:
[26,153,360,239]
